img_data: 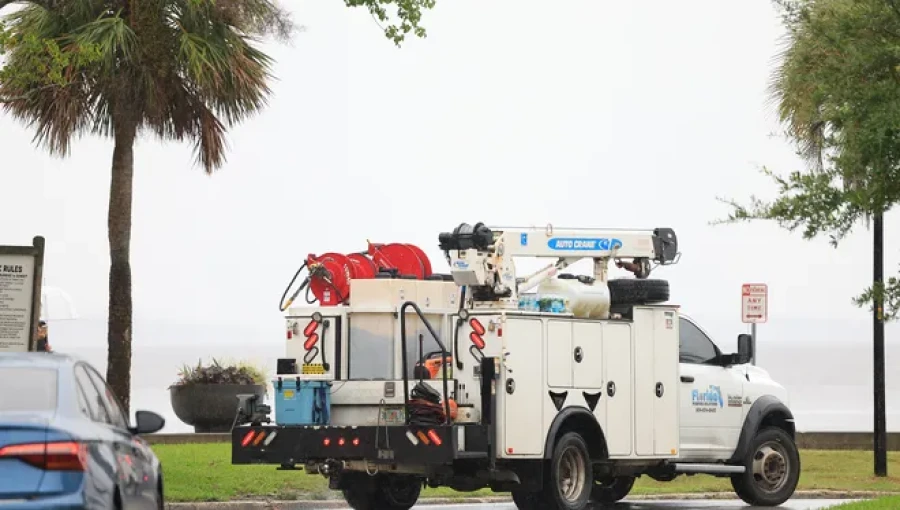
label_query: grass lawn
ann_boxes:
[154,443,900,502]
[826,496,900,509]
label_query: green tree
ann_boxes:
[0,0,434,414]
[717,0,900,318]
[715,0,900,476]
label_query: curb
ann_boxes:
[165,490,899,509]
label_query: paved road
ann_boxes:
[409,500,855,510]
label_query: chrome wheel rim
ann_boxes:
[558,446,587,502]
[752,441,789,493]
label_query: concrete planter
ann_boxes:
[170,383,266,433]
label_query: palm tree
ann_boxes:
[0,0,293,414]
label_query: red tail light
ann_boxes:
[352,438,360,446]
[469,331,485,349]
[0,442,88,471]
[323,438,331,446]
[427,429,442,446]
[303,320,319,337]
[469,318,486,336]
[303,333,320,351]
[241,431,256,447]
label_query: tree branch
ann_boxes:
[0,81,83,103]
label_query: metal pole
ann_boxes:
[873,213,887,477]
[750,322,757,366]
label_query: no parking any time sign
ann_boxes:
[742,283,768,324]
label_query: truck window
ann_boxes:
[348,313,394,379]
[678,317,719,364]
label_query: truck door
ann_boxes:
[677,316,745,459]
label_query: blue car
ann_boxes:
[0,352,166,509]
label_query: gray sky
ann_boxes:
[2,0,898,349]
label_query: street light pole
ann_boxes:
[873,212,887,477]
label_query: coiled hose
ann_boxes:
[407,382,446,427]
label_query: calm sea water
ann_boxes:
[49,317,900,434]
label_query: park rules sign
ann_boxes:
[0,237,45,352]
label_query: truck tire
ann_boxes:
[342,473,421,510]
[591,475,635,504]
[608,279,669,306]
[542,432,593,509]
[511,489,545,510]
[730,427,801,507]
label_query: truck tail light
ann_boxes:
[303,333,320,351]
[469,319,486,349]
[303,320,319,337]
[241,431,256,447]
[352,438,360,446]
[323,438,331,446]
[469,318,485,335]
[427,429,442,446]
[469,331,485,349]
[0,442,89,471]
[252,431,267,446]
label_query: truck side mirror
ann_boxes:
[736,334,753,365]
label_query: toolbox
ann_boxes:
[273,377,332,425]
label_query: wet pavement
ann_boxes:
[409,500,856,510]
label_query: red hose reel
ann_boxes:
[306,242,433,306]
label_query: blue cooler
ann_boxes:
[273,378,331,425]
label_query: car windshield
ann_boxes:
[0,367,58,412]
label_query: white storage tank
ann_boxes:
[536,276,611,319]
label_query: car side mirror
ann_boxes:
[736,334,753,365]
[131,410,165,435]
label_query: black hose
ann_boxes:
[279,261,309,312]
[454,285,466,370]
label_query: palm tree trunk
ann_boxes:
[107,120,137,415]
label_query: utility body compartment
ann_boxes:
[493,305,680,461]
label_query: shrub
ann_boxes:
[170,358,269,393]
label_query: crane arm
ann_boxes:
[438,222,678,304]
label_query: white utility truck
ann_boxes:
[231,223,800,510]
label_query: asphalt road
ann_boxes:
[409,500,855,510]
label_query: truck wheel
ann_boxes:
[342,474,421,510]
[543,432,593,509]
[591,475,635,504]
[730,427,801,507]
[608,279,669,306]
[511,489,545,510]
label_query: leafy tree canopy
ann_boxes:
[716,0,900,319]
[0,0,435,108]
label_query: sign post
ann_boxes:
[0,237,45,353]
[741,283,768,365]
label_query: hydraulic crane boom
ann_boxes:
[438,222,678,307]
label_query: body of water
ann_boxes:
[48,317,900,434]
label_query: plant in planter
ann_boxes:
[169,358,269,433]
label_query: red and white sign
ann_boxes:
[742,283,768,324]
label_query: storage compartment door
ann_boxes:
[546,320,573,388]
[633,312,655,456]
[653,310,680,456]
[503,318,544,456]
[603,322,633,457]
[573,322,603,390]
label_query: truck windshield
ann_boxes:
[0,367,58,412]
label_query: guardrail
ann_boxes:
[144,431,900,450]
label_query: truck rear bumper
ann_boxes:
[232,424,489,466]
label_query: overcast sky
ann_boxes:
[2,0,898,350]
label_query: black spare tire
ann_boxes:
[608,278,669,306]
